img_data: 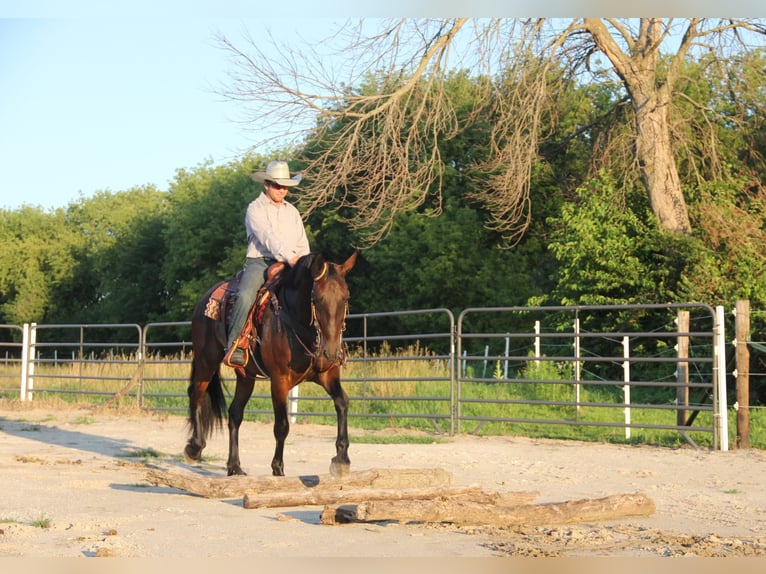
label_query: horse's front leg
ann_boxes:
[321,368,350,478]
[270,378,291,476]
[226,374,254,476]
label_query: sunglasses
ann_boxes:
[266,181,289,191]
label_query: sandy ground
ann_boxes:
[0,401,765,560]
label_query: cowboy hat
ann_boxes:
[251,160,302,187]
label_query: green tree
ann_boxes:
[544,172,686,306]
[352,198,542,347]
[681,178,766,307]
[0,206,82,324]
[44,186,169,324]
[302,69,584,320]
[219,18,766,244]
[160,155,287,319]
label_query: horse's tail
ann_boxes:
[188,361,227,440]
[207,368,227,428]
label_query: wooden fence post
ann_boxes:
[676,310,690,426]
[735,300,750,449]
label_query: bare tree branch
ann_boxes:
[217,18,766,245]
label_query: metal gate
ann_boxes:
[456,304,727,449]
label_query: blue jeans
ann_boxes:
[227,257,271,349]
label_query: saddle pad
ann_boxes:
[202,264,281,323]
[203,282,230,321]
[202,280,275,323]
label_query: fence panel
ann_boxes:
[139,321,193,410]
[748,309,766,400]
[342,308,456,434]
[139,309,457,431]
[21,323,142,404]
[139,320,292,417]
[746,308,766,435]
[456,304,724,448]
[0,325,23,395]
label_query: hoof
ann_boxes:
[329,460,350,479]
[227,467,247,476]
[183,444,201,464]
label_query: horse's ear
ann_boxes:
[338,250,358,277]
[310,253,328,281]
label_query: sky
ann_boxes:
[0,14,337,211]
[0,0,520,212]
[4,3,761,211]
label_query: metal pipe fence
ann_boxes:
[455,303,724,449]
[0,303,748,449]
[0,324,23,395]
[343,308,455,434]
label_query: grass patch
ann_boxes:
[350,433,448,445]
[72,416,96,425]
[113,445,222,465]
[0,515,51,528]
[169,453,223,464]
[30,515,51,529]
[0,517,23,524]
[118,447,165,459]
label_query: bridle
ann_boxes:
[295,261,350,371]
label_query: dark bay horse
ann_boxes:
[184,251,357,476]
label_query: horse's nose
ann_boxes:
[323,349,342,361]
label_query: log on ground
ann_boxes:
[144,467,453,499]
[243,484,485,509]
[320,490,540,525]
[321,492,655,526]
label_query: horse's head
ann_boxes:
[309,251,357,372]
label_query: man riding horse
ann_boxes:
[224,160,310,368]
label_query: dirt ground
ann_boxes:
[1,400,765,560]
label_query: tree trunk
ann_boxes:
[633,93,692,234]
[584,18,692,235]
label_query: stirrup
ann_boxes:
[224,346,247,368]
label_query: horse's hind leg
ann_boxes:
[185,372,210,463]
[185,358,226,464]
[226,373,255,476]
[186,287,229,466]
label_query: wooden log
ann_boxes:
[321,505,359,525]
[320,490,540,525]
[243,484,484,509]
[145,467,452,499]
[322,492,655,526]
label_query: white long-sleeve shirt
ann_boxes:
[244,192,310,262]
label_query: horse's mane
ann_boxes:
[281,252,325,291]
